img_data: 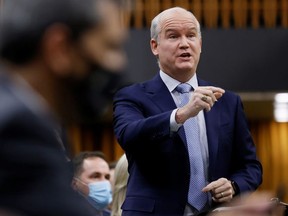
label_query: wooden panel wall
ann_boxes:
[123,0,288,28]
[250,121,288,203]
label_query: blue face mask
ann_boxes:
[86,180,113,210]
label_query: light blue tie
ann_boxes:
[175,83,207,211]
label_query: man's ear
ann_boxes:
[72,177,90,196]
[41,24,74,77]
[150,39,159,57]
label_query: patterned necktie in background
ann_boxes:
[175,83,207,211]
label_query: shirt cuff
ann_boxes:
[170,108,183,132]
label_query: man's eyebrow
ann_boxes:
[165,29,177,33]
[164,27,197,32]
[89,171,101,176]
[187,27,198,31]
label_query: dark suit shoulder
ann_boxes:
[115,74,165,97]
[0,74,95,216]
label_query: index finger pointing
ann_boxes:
[202,182,216,192]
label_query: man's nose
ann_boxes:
[179,36,189,48]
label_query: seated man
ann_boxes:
[72,151,112,216]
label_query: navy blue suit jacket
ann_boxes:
[113,74,262,216]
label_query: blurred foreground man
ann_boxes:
[0,0,126,215]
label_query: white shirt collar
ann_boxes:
[159,70,198,92]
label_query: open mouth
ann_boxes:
[179,53,191,58]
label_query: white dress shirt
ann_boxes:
[159,70,209,183]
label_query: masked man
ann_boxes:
[72,151,112,216]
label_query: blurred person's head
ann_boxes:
[111,154,129,216]
[0,0,127,124]
[150,7,202,83]
[72,151,112,211]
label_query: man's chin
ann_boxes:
[176,65,195,74]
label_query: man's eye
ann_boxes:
[169,35,177,39]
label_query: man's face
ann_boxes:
[80,157,110,183]
[151,9,202,80]
[76,157,110,196]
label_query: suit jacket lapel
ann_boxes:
[204,109,220,179]
[198,78,220,178]
[144,74,177,112]
[145,74,188,145]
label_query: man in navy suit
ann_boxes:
[0,0,126,215]
[113,7,262,216]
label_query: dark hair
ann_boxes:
[109,161,118,170]
[0,0,101,64]
[72,151,108,177]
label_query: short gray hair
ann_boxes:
[150,7,201,41]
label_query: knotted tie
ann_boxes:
[175,83,207,211]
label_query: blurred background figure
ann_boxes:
[0,0,127,215]
[111,154,129,216]
[72,151,112,216]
